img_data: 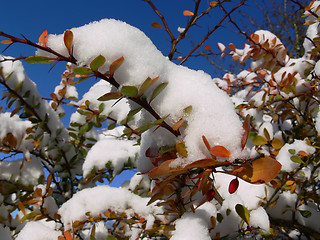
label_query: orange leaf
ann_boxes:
[172,119,185,131]
[298,150,308,157]
[1,40,13,44]
[64,30,73,56]
[210,145,231,158]
[147,159,187,179]
[241,114,250,150]
[202,135,211,151]
[210,1,218,7]
[227,156,281,184]
[64,231,73,240]
[184,158,229,170]
[183,10,194,16]
[109,56,124,76]
[38,29,48,47]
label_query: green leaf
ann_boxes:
[288,149,296,154]
[107,236,116,240]
[108,122,116,130]
[138,76,159,97]
[299,210,312,218]
[252,135,268,145]
[290,155,304,164]
[121,86,138,98]
[90,55,106,71]
[125,107,142,123]
[135,123,154,134]
[176,142,188,157]
[149,82,168,103]
[235,204,250,226]
[74,67,93,75]
[25,56,55,64]
[98,92,122,101]
[216,213,223,223]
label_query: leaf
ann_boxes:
[204,45,211,51]
[109,56,124,76]
[291,155,304,164]
[25,56,55,64]
[252,135,268,145]
[1,40,13,44]
[210,145,231,158]
[147,159,187,179]
[63,231,73,240]
[210,1,218,7]
[241,114,250,150]
[138,76,159,97]
[227,156,281,184]
[176,142,188,158]
[121,86,138,98]
[299,210,312,218]
[271,138,283,150]
[90,55,106,71]
[235,204,250,226]
[228,43,236,51]
[38,29,48,47]
[183,10,194,16]
[98,92,122,101]
[184,158,230,170]
[149,82,168,103]
[2,133,17,148]
[228,178,239,194]
[263,128,271,141]
[73,67,93,76]
[64,30,73,55]
[202,135,211,151]
[151,22,164,29]
[172,119,185,131]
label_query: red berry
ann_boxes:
[206,189,215,201]
[228,178,239,194]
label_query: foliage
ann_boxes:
[0,0,319,239]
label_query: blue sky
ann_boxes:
[0,0,264,186]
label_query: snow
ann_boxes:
[0,157,43,186]
[250,207,270,232]
[316,109,320,135]
[58,185,164,229]
[171,212,211,240]
[37,19,244,170]
[83,126,140,177]
[0,224,12,240]
[15,221,60,240]
[276,139,315,172]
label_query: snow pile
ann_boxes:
[82,126,140,177]
[37,19,244,171]
[15,221,60,240]
[58,185,164,229]
[0,157,43,186]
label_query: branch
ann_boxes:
[179,0,246,65]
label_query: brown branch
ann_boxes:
[179,0,246,65]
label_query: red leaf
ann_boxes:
[183,10,194,16]
[210,145,231,158]
[110,56,124,76]
[204,45,212,51]
[241,114,250,150]
[202,135,211,151]
[206,189,215,201]
[38,30,48,47]
[228,178,239,194]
